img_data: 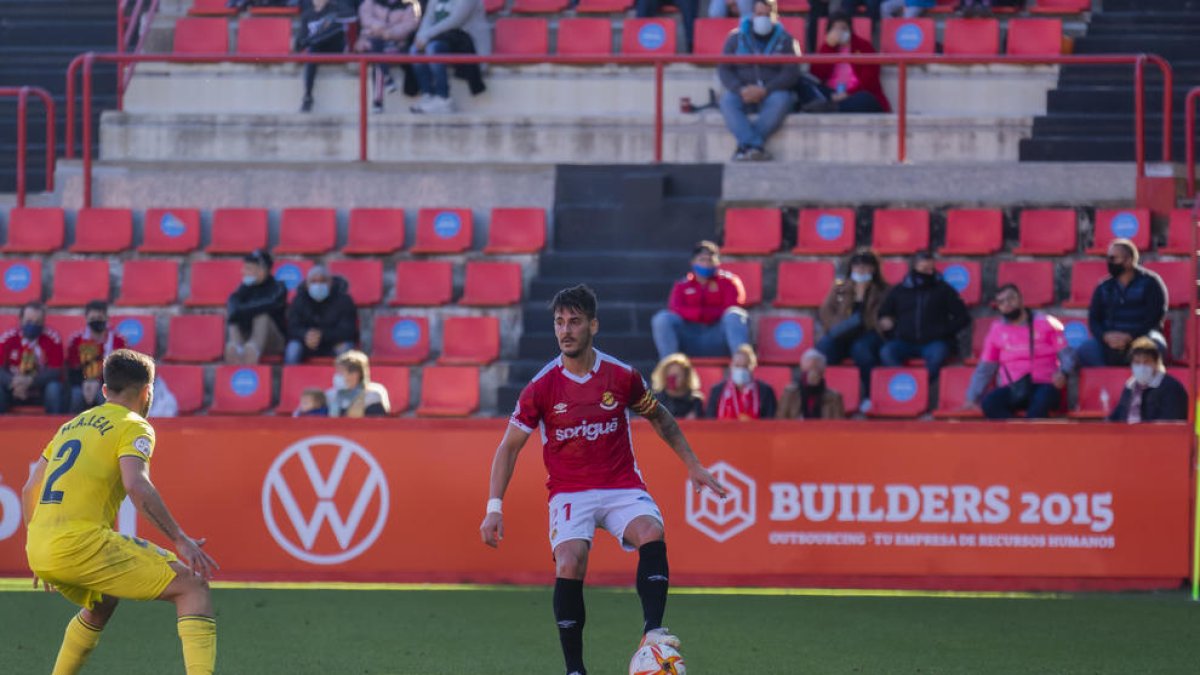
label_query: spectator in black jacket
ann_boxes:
[1078,239,1168,367]
[285,265,359,364]
[225,249,287,364]
[298,0,352,113]
[1108,337,1187,423]
[877,251,970,381]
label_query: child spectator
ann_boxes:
[298,0,351,113]
[226,249,288,364]
[1078,239,1168,367]
[356,0,421,113]
[66,300,127,413]
[651,353,706,419]
[779,349,845,419]
[285,265,359,365]
[1108,337,1188,423]
[706,344,777,420]
[0,302,66,414]
[651,241,749,361]
[327,350,391,417]
[409,0,490,114]
[816,248,887,402]
[295,387,331,417]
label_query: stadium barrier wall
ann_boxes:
[0,419,1190,590]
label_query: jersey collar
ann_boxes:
[558,349,602,385]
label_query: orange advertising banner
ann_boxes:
[0,418,1191,586]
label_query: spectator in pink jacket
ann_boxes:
[356,0,420,113]
[651,241,750,360]
[963,284,1076,419]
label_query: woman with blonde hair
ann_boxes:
[326,350,391,417]
[650,353,706,419]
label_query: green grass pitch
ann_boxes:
[3,584,1200,673]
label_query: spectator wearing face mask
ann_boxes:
[651,240,749,361]
[877,251,970,382]
[285,265,359,365]
[1108,337,1187,423]
[0,302,66,414]
[651,353,706,419]
[706,344,777,420]
[717,0,800,162]
[326,350,391,417]
[1077,239,1168,367]
[226,249,288,365]
[802,12,891,114]
[778,349,845,420]
[66,300,127,413]
[356,0,421,114]
[816,248,888,399]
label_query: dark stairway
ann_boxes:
[496,165,724,414]
[0,0,118,195]
[1020,0,1200,162]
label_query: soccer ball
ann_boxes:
[629,643,686,675]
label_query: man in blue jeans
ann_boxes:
[652,241,750,360]
[877,252,970,381]
[717,0,800,161]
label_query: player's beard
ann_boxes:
[560,332,592,359]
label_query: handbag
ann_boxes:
[1002,316,1036,409]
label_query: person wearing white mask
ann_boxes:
[706,344,777,420]
[716,0,800,161]
[816,248,889,404]
[1107,337,1187,424]
[802,11,890,114]
[326,350,392,417]
[224,249,287,364]
[284,264,360,365]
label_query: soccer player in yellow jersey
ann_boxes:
[21,349,219,675]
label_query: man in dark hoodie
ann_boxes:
[877,251,970,381]
[1078,239,1168,367]
[225,249,287,364]
[285,265,360,364]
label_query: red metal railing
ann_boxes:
[116,0,162,95]
[1187,87,1200,199]
[64,52,1172,207]
[0,87,56,207]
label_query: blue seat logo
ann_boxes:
[230,369,259,397]
[942,264,970,293]
[1110,211,1139,239]
[160,212,186,238]
[638,23,667,51]
[815,214,844,241]
[888,373,917,402]
[275,263,303,291]
[433,212,461,239]
[116,318,144,346]
[895,23,924,52]
[392,319,421,349]
[1063,321,1088,350]
[773,320,804,350]
[4,264,31,292]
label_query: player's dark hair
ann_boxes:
[692,240,720,258]
[549,284,598,320]
[103,349,155,395]
[84,300,108,315]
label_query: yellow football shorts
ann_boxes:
[27,527,179,610]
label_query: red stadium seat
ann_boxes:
[814,17,872,44]
[236,17,292,54]
[1006,18,1063,56]
[173,17,230,54]
[0,313,16,334]
[794,208,855,254]
[872,208,929,254]
[372,366,411,414]
[556,18,613,55]
[112,315,157,357]
[719,261,762,306]
[48,260,109,307]
[931,366,983,419]
[275,364,335,414]
[187,0,237,16]
[927,0,959,13]
[1030,0,1090,14]
[185,259,243,306]
[273,258,314,298]
[156,364,204,414]
[413,208,472,253]
[881,259,908,286]
[694,18,737,56]
[622,19,677,55]
[209,208,268,253]
[996,260,1054,308]
[276,208,336,254]
[0,259,42,306]
[416,365,480,417]
[755,365,793,401]
[71,208,133,253]
[939,208,1002,255]
[391,261,453,306]
[460,261,522,306]
[494,18,549,54]
[881,18,935,55]
[485,208,546,253]
[140,208,201,253]
[485,0,504,12]
[1069,368,1128,419]
[511,0,567,11]
[165,314,224,363]
[1013,208,1076,255]
[248,4,300,14]
[756,315,813,365]
[935,260,981,306]
[1160,209,1196,255]
[694,365,724,397]
[775,261,835,308]
[46,314,85,343]
[3,208,64,252]
[867,367,928,417]
[1088,208,1151,254]
[776,0,810,9]
[211,365,272,414]
[439,316,500,365]
[372,315,430,364]
[1144,261,1191,308]
[943,18,999,56]
[1063,260,1107,308]
[117,260,180,306]
[575,0,631,11]
[825,366,860,414]
[345,208,405,254]
[963,315,996,364]
[722,208,781,254]
[328,259,383,306]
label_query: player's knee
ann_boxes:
[554,548,588,578]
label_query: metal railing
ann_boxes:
[116,0,162,91]
[1187,87,1200,199]
[1,87,56,207]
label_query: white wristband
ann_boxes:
[486,498,503,515]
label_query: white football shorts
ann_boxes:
[548,488,664,552]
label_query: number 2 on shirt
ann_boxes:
[40,440,82,504]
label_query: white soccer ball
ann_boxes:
[629,643,686,675]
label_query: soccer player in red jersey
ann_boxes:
[480,284,727,675]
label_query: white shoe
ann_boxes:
[410,94,435,113]
[424,96,456,114]
[639,627,681,650]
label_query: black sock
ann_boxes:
[636,540,670,633]
[553,577,586,675]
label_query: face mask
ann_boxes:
[665,374,682,391]
[243,275,258,286]
[21,323,42,340]
[308,282,330,302]
[850,272,872,283]
[332,373,348,390]
[1131,364,1156,386]
[752,16,774,36]
[839,29,851,44]
[1002,308,1023,322]
[692,265,716,279]
[88,320,107,334]
[1107,261,1126,278]
[730,367,752,387]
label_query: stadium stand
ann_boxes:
[1088,208,1151,254]
[775,261,835,308]
[71,208,133,253]
[210,365,273,414]
[996,261,1054,308]
[47,261,110,307]
[868,367,929,418]
[165,314,225,363]
[234,17,292,55]
[208,208,269,254]
[494,18,550,56]
[275,364,335,414]
[719,261,762,306]
[140,208,201,253]
[439,317,501,365]
[931,366,982,419]
[413,208,473,254]
[113,315,157,357]
[1013,209,1076,256]
[186,260,244,306]
[485,208,547,254]
[3,208,64,253]
[460,262,523,307]
[794,209,855,255]
[277,208,337,254]
[1063,261,1108,308]
[872,209,930,255]
[328,259,384,306]
[0,260,42,306]
[939,209,1003,256]
[943,18,1000,56]
[156,364,205,414]
[757,316,814,365]
[117,260,180,306]
[555,18,614,55]
[172,17,230,53]
[416,366,481,417]
[345,208,406,254]
[391,261,454,306]
[371,316,431,365]
[722,208,781,255]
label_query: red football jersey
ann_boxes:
[511,350,659,499]
[0,328,64,375]
[66,330,127,381]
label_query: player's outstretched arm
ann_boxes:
[480,423,531,548]
[642,404,728,498]
[119,457,219,580]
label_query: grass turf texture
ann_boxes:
[2,585,1199,673]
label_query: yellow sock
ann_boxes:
[51,613,103,675]
[177,616,217,675]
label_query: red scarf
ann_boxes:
[716,380,760,420]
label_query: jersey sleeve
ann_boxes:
[628,368,658,417]
[510,381,542,434]
[117,419,156,463]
